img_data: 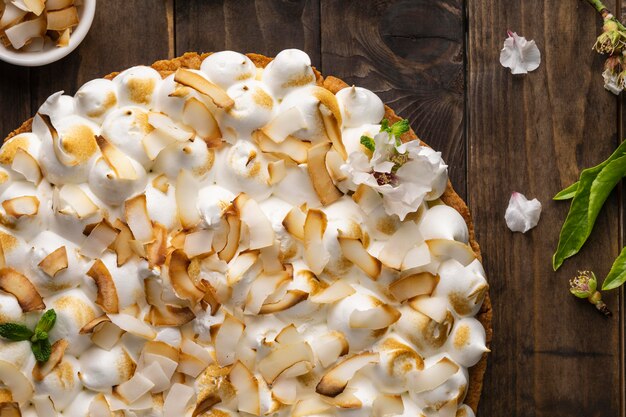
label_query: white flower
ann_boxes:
[500,31,541,75]
[342,131,448,221]
[505,192,542,233]
[603,69,623,95]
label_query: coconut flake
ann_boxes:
[46,6,79,31]
[125,194,154,243]
[407,357,459,393]
[307,142,342,206]
[309,331,349,368]
[246,271,291,315]
[96,136,138,180]
[253,130,311,164]
[4,16,45,49]
[169,249,205,305]
[219,212,241,262]
[304,209,330,275]
[261,106,308,143]
[0,4,27,29]
[230,361,260,415]
[389,272,439,302]
[310,280,355,304]
[504,191,541,233]
[148,112,194,142]
[349,303,400,329]
[12,148,41,184]
[37,246,68,278]
[234,193,274,250]
[259,290,308,314]
[215,314,245,366]
[337,236,381,280]
[114,373,155,404]
[315,352,379,397]
[319,102,347,160]
[0,267,45,312]
[108,313,156,340]
[183,97,222,145]
[2,195,39,218]
[81,220,119,258]
[87,259,120,314]
[258,341,313,384]
[163,383,195,417]
[174,68,234,109]
[268,159,287,185]
[176,169,201,229]
[32,339,68,381]
[282,205,306,241]
[378,221,422,270]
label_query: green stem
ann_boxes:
[585,0,626,31]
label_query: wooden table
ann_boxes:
[0,1,623,416]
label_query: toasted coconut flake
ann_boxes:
[219,212,241,263]
[372,395,404,417]
[261,106,308,143]
[176,169,201,229]
[177,353,208,377]
[268,159,287,185]
[169,249,205,305]
[326,149,347,183]
[352,184,383,214]
[81,220,119,259]
[316,352,379,397]
[108,313,156,340]
[56,28,71,47]
[23,0,45,15]
[183,97,222,144]
[272,374,297,405]
[337,236,381,280]
[253,130,311,164]
[282,206,306,241]
[407,357,459,393]
[215,314,244,366]
[258,341,313,384]
[88,393,112,417]
[2,196,39,218]
[0,4,27,29]
[129,239,147,259]
[310,280,354,304]
[0,268,44,312]
[259,244,284,274]
[378,221,422,270]
[96,136,138,180]
[275,324,302,345]
[311,331,349,368]
[229,361,260,415]
[199,281,221,315]
[426,239,477,266]
[246,271,291,315]
[181,338,212,365]
[151,174,169,193]
[349,303,400,329]
[163,383,195,417]
[303,209,330,275]
[112,220,135,266]
[149,303,195,327]
[227,250,259,285]
[115,372,155,404]
[125,194,154,243]
[145,222,167,268]
[46,6,78,31]
[143,340,180,363]
[0,360,33,404]
[184,229,214,258]
[233,193,274,250]
[0,402,21,417]
[408,295,449,324]
[389,272,439,302]
[148,112,194,142]
[5,16,45,49]
[37,246,68,278]
[91,322,123,350]
[57,184,98,218]
[12,148,41,184]
[79,314,111,334]
[32,395,57,417]
[259,290,308,314]
[32,339,68,381]
[142,130,176,161]
[174,68,234,109]
[87,259,119,314]
[307,142,342,206]
[138,362,169,393]
[401,243,431,270]
[292,397,332,417]
[318,102,347,160]
[45,0,74,10]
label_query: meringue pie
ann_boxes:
[0,49,491,417]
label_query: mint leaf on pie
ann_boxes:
[0,323,33,341]
[360,135,375,152]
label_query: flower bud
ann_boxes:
[604,20,619,32]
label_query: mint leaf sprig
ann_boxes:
[359,118,411,153]
[0,309,56,362]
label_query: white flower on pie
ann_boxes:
[603,68,623,95]
[504,191,541,233]
[499,31,541,75]
[342,128,448,221]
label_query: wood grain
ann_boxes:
[468,1,622,416]
[27,0,170,116]
[0,64,30,139]
[320,0,467,199]
[174,0,321,67]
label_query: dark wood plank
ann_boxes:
[320,0,466,199]
[468,1,622,416]
[28,0,172,117]
[0,63,30,138]
[174,0,321,67]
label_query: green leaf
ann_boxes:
[360,135,375,152]
[553,181,579,200]
[380,119,390,133]
[35,309,56,334]
[390,119,410,138]
[602,246,626,290]
[31,338,51,363]
[553,153,626,270]
[0,323,33,341]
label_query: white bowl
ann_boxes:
[0,0,96,67]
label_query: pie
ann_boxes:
[0,49,492,417]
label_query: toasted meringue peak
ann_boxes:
[113,66,162,108]
[336,86,385,128]
[262,49,316,99]
[75,79,118,122]
[201,51,256,90]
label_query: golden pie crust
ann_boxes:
[4,52,492,414]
